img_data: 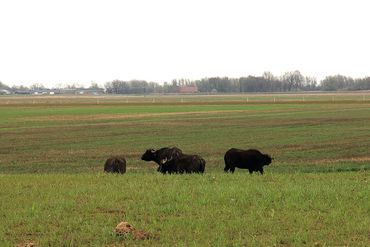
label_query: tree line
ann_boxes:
[102,71,370,93]
[1,71,370,94]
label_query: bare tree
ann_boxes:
[30,83,45,90]
[282,70,304,91]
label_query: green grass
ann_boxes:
[1,100,369,174]
[0,94,370,246]
[1,172,369,246]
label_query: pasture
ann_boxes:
[0,93,370,246]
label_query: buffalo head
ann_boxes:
[141,149,157,161]
[262,154,273,166]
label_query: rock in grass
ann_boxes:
[115,221,135,235]
[115,221,156,240]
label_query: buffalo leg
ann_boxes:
[224,165,230,172]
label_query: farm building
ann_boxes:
[177,86,198,94]
[0,89,11,95]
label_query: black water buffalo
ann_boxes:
[141,147,183,171]
[224,148,272,174]
[159,154,206,174]
[104,156,126,174]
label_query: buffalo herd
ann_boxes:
[104,147,273,175]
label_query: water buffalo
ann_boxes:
[104,156,126,174]
[159,154,206,174]
[141,147,183,171]
[224,148,272,174]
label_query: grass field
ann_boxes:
[0,93,370,246]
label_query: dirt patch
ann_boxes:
[20,106,306,123]
[16,240,35,247]
[23,110,253,122]
[96,207,125,215]
[132,230,154,240]
[311,156,370,164]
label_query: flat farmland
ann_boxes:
[0,93,369,246]
[1,93,369,173]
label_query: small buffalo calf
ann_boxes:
[104,156,126,174]
[224,148,272,174]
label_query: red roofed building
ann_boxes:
[177,86,198,93]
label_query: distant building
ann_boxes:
[14,90,32,95]
[0,89,11,95]
[177,86,198,94]
[49,88,105,95]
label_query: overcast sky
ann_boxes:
[1,0,369,87]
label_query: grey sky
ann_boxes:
[1,0,369,87]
